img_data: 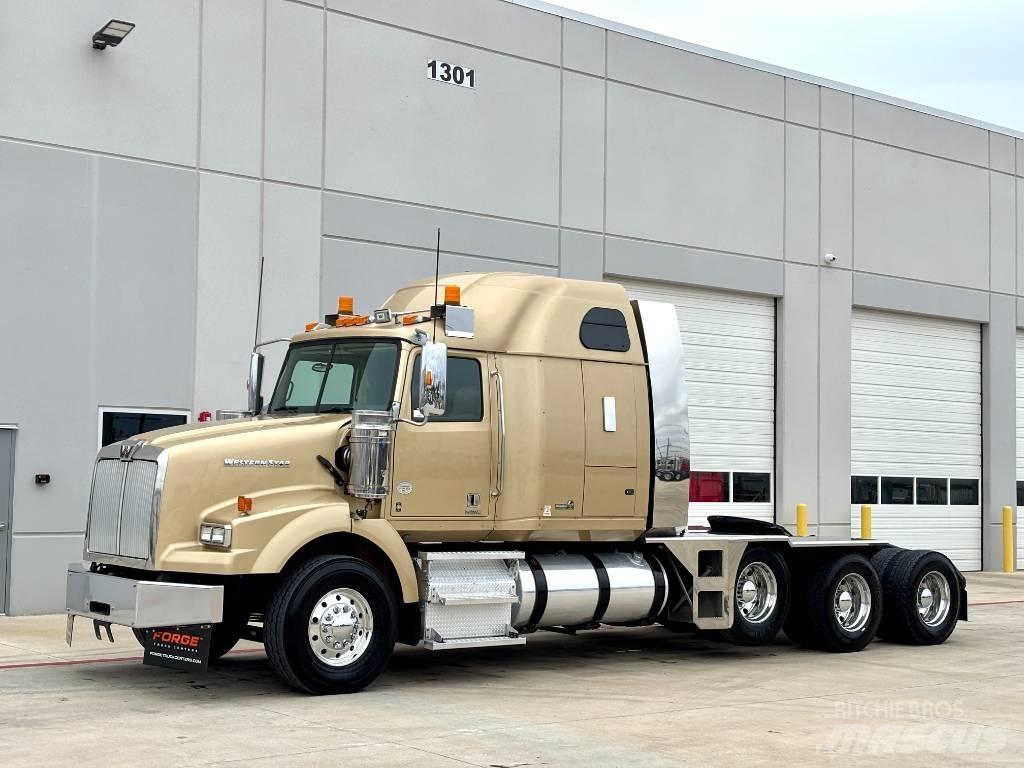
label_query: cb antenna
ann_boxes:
[433,228,441,341]
[253,256,265,349]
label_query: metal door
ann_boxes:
[0,427,14,614]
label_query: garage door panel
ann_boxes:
[620,279,775,526]
[1016,332,1024,569]
[852,309,980,571]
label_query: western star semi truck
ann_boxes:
[65,273,966,693]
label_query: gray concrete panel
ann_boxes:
[785,79,819,128]
[604,237,784,297]
[0,1,199,166]
[1018,139,1024,176]
[853,273,989,324]
[324,15,560,225]
[607,32,784,119]
[1018,179,1024,295]
[561,71,605,233]
[784,125,819,265]
[8,534,83,615]
[990,172,1017,295]
[261,183,323,384]
[606,83,784,258]
[194,174,262,414]
[322,193,558,266]
[1018,297,1024,328]
[853,140,989,290]
[327,0,561,65]
[854,97,989,167]
[818,267,852,532]
[0,142,96,536]
[982,294,1017,570]
[820,88,852,135]
[990,132,1015,174]
[321,239,557,316]
[264,0,324,186]
[776,264,818,531]
[563,19,605,76]
[199,0,265,176]
[93,157,197,409]
[820,132,852,269]
[560,230,603,281]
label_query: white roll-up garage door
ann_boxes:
[619,280,775,527]
[1016,331,1024,569]
[850,310,981,571]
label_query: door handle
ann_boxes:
[0,522,7,532]
[490,369,505,498]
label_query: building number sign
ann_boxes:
[427,59,475,88]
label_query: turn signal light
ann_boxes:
[237,496,253,513]
[444,284,461,305]
[338,295,354,315]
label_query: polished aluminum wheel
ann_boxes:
[308,588,374,667]
[916,570,951,627]
[735,561,778,624]
[833,573,872,633]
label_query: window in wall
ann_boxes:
[100,410,188,447]
[881,477,914,504]
[851,476,879,505]
[689,471,729,502]
[949,479,979,506]
[916,478,948,505]
[579,307,630,352]
[732,472,771,503]
[1018,481,1024,507]
[412,357,483,422]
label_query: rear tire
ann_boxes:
[876,549,961,645]
[795,553,882,652]
[870,546,904,581]
[722,548,790,646]
[264,555,398,694]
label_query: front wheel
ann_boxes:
[722,547,791,645]
[264,555,398,694]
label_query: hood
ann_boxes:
[137,413,350,449]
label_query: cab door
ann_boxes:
[388,352,492,520]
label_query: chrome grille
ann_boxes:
[87,454,160,561]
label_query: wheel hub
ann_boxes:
[833,573,871,633]
[308,588,374,667]
[916,570,951,627]
[734,562,778,624]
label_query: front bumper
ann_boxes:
[65,563,224,638]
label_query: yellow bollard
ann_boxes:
[860,505,872,540]
[796,503,808,537]
[1004,506,1015,573]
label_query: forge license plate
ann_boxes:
[141,625,213,672]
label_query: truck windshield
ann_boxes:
[268,340,400,415]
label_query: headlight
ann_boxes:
[199,523,232,549]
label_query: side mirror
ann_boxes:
[418,341,447,416]
[247,352,265,415]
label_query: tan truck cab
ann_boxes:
[66,273,967,693]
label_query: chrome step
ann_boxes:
[423,634,526,651]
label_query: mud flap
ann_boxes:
[141,625,213,672]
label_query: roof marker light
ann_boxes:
[444,285,461,305]
[338,296,354,316]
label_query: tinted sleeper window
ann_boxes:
[579,307,630,352]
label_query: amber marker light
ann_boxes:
[444,284,461,305]
[237,496,253,515]
[305,322,318,332]
[338,296,354,315]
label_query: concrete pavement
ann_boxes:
[1,572,1023,767]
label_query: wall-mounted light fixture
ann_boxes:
[92,19,135,50]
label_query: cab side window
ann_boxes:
[411,356,483,422]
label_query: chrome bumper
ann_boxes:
[65,563,224,642]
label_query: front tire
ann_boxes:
[265,555,398,694]
[794,553,882,652]
[722,547,790,646]
[876,549,961,645]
